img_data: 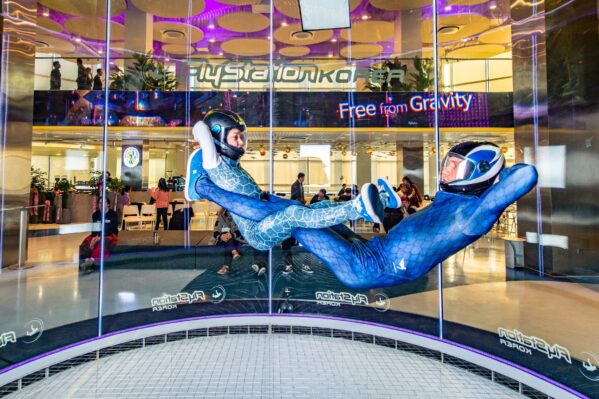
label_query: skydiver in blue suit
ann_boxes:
[186,110,538,289]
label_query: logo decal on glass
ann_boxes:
[23,318,44,344]
[497,327,571,364]
[123,146,140,168]
[580,352,599,381]
[208,285,226,304]
[0,331,16,349]
[315,290,368,307]
[373,293,390,312]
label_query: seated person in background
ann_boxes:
[79,197,119,272]
[402,176,424,209]
[169,206,194,230]
[399,184,418,216]
[337,187,353,202]
[309,189,329,205]
[337,184,347,197]
[213,208,242,275]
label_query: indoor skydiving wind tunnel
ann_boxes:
[1,0,598,397]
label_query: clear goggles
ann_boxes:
[441,152,475,183]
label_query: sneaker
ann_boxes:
[354,183,384,224]
[79,259,95,273]
[257,266,267,277]
[251,264,260,273]
[300,264,314,275]
[377,178,401,208]
[281,264,293,275]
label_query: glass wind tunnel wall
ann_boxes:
[1,0,598,398]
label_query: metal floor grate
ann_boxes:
[0,324,553,398]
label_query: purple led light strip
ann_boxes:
[0,313,584,398]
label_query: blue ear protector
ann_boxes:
[211,124,222,135]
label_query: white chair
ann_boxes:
[122,205,142,230]
[139,204,156,230]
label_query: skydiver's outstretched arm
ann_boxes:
[464,164,538,236]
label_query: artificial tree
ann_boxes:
[109,52,178,91]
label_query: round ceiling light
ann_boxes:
[274,23,332,45]
[291,31,314,41]
[154,22,203,44]
[438,25,461,35]
[162,29,186,40]
[35,40,51,48]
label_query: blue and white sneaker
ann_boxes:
[377,178,401,208]
[354,183,384,224]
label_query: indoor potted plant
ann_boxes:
[29,167,47,223]
[54,178,73,224]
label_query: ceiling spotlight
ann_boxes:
[98,49,103,54]
[42,11,50,17]
[209,38,215,43]
[208,24,215,29]
[281,21,288,27]
[218,52,223,56]
[75,37,82,43]
[462,38,469,42]
[489,0,497,9]
[361,15,369,20]
[444,5,452,11]
[165,57,170,62]
[328,52,333,58]
[438,25,461,35]
[331,38,337,43]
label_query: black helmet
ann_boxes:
[203,109,247,161]
[439,141,505,196]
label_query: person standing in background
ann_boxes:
[148,178,170,230]
[76,58,86,90]
[93,68,103,90]
[84,67,93,90]
[290,172,305,204]
[50,61,61,90]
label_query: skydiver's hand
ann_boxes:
[192,121,210,143]
[192,120,220,170]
